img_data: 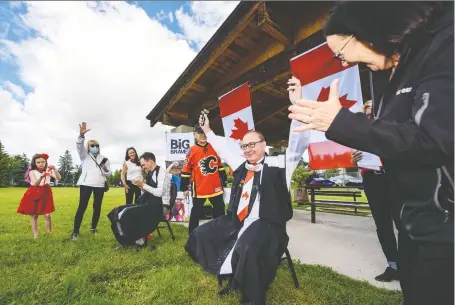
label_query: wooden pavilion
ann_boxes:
[146,1,371,148]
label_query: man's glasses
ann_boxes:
[333,36,353,64]
[240,141,263,151]
[90,144,99,148]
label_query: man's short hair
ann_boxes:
[363,100,373,111]
[244,130,265,142]
[140,152,156,162]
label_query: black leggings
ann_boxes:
[125,180,142,205]
[363,171,398,264]
[73,185,105,234]
[189,194,225,234]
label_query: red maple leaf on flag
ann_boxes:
[230,118,249,141]
[242,192,249,200]
[316,86,357,109]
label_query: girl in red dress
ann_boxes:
[17,153,61,238]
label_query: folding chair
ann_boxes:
[156,183,177,241]
[279,247,299,288]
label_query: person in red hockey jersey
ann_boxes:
[181,124,227,234]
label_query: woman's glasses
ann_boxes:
[333,36,354,65]
[90,144,99,148]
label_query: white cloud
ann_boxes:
[175,1,239,49]
[168,11,174,23]
[0,1,236,171]
[0,1,198,170]
[2,80,25,98]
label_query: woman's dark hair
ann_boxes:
[30,154,48,171]
[125,147,140,165]
[324,1,448,56]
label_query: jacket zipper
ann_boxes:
[414,93,430,126]
[434,168,446,213]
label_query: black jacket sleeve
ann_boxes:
[326,42,453,167]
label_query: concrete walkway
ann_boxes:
[287,210,401,291]
[183,209,401,291]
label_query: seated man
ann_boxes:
[131,154,176,246]
[185,106,309,305]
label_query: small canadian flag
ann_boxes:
[290,42,364,170]
[218,82,255,156]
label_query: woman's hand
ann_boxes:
[351,150,363,166]
[79,122,91,137]
[288,79,342,132]
[287,76,302,105]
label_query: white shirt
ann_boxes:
[142,167,166,197]
[125,160,143,181]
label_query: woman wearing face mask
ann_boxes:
[71,122,112,240]
[288,2,453,304]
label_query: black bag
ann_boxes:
[107,203,162,245]
[90,155,109,192]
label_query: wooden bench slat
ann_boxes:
[313,191,362,196]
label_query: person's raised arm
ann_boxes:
[199,111,244,171]
[285,77,311,189]
[77,122,91,161]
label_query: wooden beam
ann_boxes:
[163,3,260,115]
[187,30,326,123]
[255,102,289,126]
[162,113,174,126]
[257,2,292,47]
[211,40,284,92]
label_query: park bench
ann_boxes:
[297,186,367,223]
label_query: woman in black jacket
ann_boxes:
[288,2,453,304]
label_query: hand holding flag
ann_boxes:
[287,76,302,105]
[199,110,211,134]
[288,78,342,132]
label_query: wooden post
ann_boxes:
[310,187,316,223]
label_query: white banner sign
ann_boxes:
[165,132,194,161]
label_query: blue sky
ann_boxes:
[0,1,192,101]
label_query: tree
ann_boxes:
[107,169,121,186]
[58,150,74,185]
[324,168,340,178]
[291,166,313,189]
[72,165,82,186]
[9,154,29,187]
[0,142,11,187]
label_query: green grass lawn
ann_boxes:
[0,187,402,305]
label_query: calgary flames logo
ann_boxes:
[198,155,218,176]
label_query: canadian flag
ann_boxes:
[218,82,255,157]
[290,43,364,170]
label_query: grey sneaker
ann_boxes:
[71,233,78,240]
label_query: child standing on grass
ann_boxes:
[17,153,61,238]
